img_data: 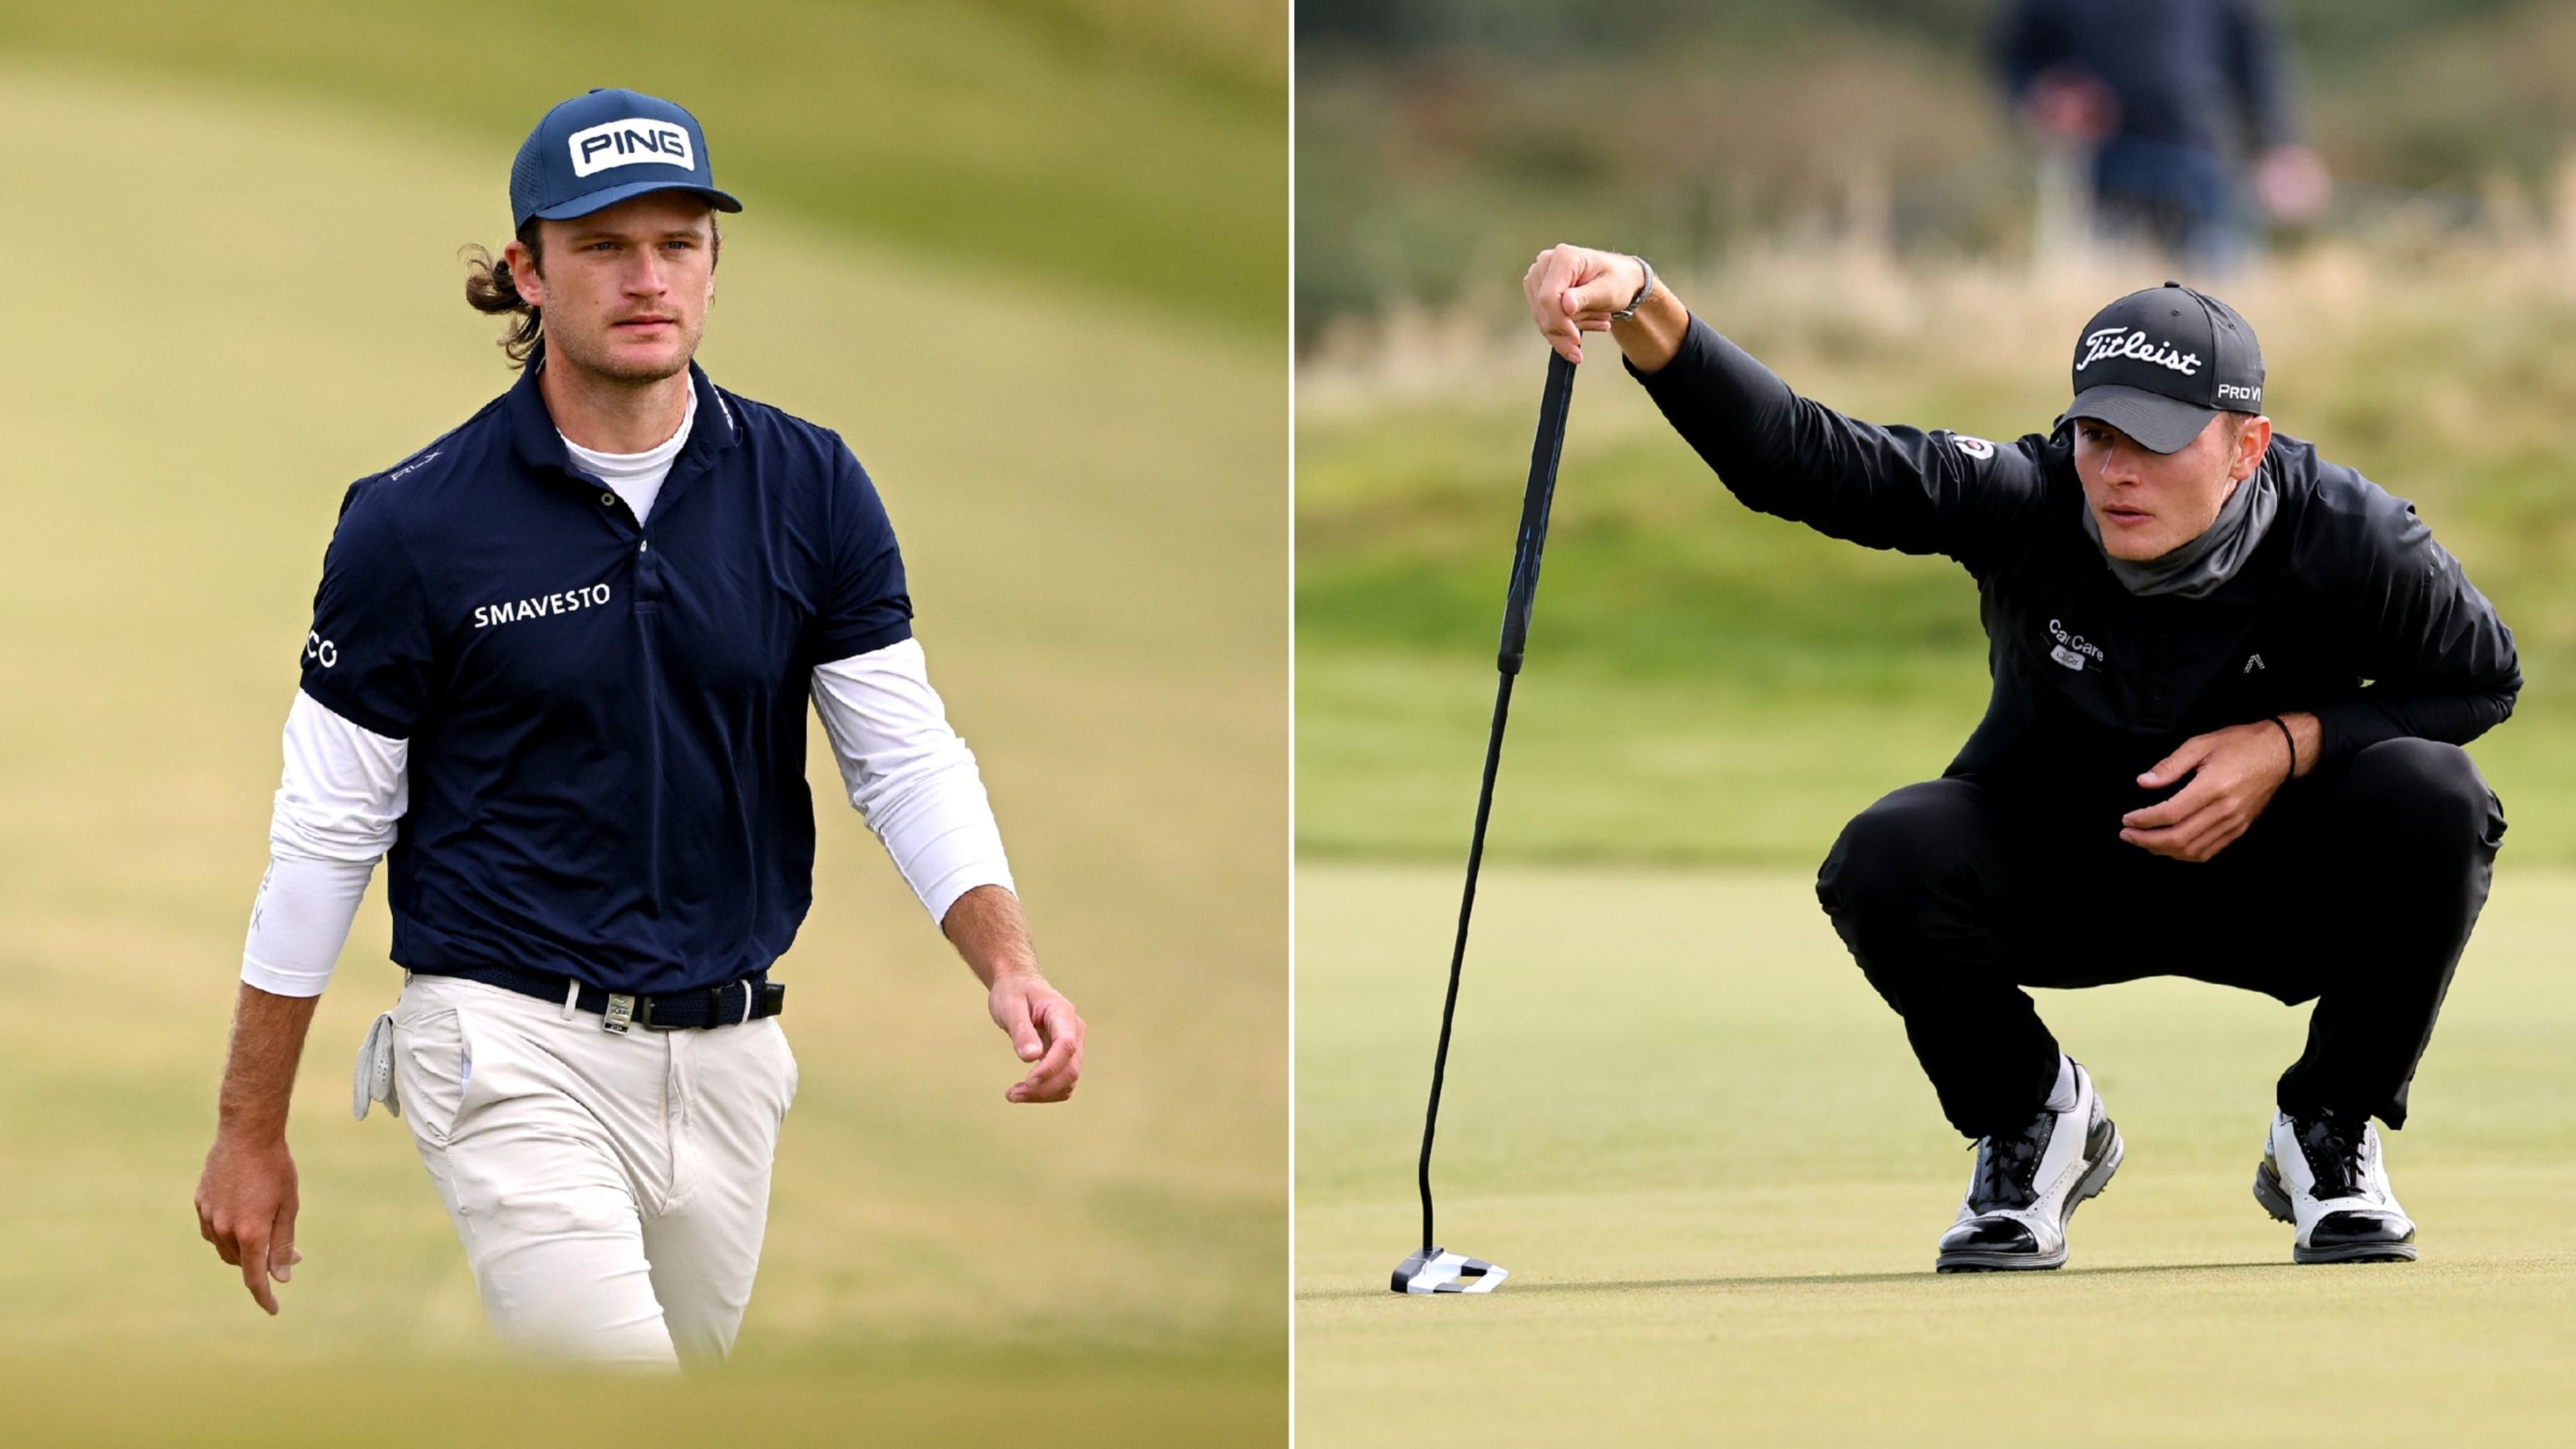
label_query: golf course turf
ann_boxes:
[1297,861,2576,1445]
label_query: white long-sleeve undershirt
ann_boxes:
[238,637,1013,997]
[240,692,408,997]
[560,384,694,523]
[809,638,1013,921]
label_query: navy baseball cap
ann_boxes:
[2059,282,2265,454]
[510,88,743,231]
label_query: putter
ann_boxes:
[1390,349,1575,1295]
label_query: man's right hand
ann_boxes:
[199,981,320,1315]
[196,1131,303,1315]
[1522,245,1646,365]
[1522,244,1688,372]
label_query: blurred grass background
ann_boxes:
[1296,0,2576,338]
[0,2,1285,1443]
[3,0,1286,329]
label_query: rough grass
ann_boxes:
[1295,861,2576,1446]
[0,54,1283,1447]
[1297,238,2576,864]
[1,1351,1282,1449]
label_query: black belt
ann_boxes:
[434,964,786,1033]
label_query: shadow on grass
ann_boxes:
[1298,1260,2301,1302]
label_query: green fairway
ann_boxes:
[1296,861,2576,1445]
[0,38,1282,1447]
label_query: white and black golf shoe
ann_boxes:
[1934,1060,2124,1274]
[2252,1108,2417,1265]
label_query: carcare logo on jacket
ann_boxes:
[2046,617,2105,672]
[474,581,613,630]
[568,118,695,177]
[2075,327,2201,377]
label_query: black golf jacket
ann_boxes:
[1630,317,2520,826]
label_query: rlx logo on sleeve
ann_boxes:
[568,118,695,178]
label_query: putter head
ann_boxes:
[1390,1245,1508,1294]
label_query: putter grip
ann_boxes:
[1497,350,1575,675]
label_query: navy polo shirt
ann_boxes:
[299,353,911,997]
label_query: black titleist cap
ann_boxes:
[2059,282,2265,454]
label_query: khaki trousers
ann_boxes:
[385,972,799,1364]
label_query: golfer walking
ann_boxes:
[1525,247,2512,1272]
[194,89,1084,1360]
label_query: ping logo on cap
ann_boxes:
[568,118,695,178]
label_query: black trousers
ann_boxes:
[1814,737,2507,1141]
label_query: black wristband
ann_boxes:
[2268,714,2297,783]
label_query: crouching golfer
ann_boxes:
[194,89,1084,1360]
[1525,247,2513,1273]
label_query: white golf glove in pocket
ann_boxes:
[353,1009,402,1121]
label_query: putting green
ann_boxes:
[0,59,1282,1444]
[1296,861,2576,1446]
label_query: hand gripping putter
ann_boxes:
[1391,351,1575,1295]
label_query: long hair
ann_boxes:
[462,219,546,369]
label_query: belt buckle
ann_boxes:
[602,993,636,1034]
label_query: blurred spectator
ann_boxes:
[1996,0,2330,267]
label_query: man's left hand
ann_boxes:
[2120,718,2306,862]
[989,969,1085,1104]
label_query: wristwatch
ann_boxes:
[1610,256,1657,322]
